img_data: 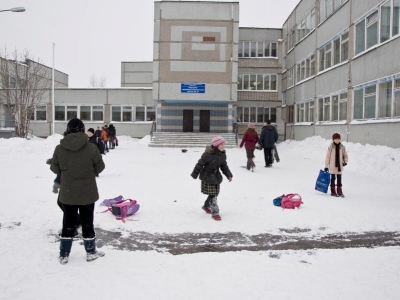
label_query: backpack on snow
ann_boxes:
[281,193,303,209]
[100,195,140,222]
[273,195,284,206]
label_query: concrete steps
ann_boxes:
[149,132,238,148]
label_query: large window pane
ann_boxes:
[379,81,392,118]
[263,75,270,90]
[93,106,103,121]
[270,107,276,123]
[55,106,65,121]
[319,48,325,71]
[243,42,249,57]
[393,0,400,36]
[354,90,363,119]
[250,42,256,57]
[332,95,339,121]
[380,1,391,43]
[339,93,347,121]
[263,107,269,122]
[36,106,46,121]
[365,95,376,118]
[244,107,250,122]
[325,44,332,69]
[395,90,400,116]
[250,107,256,122]
[257,107,264,122]
[66,106,77,120]
[333,38,340,65]
[237,107,243,122]
[309,101,314,122]
[310,54,315,76]
[318,98,324,121]
[333,0,341,10]
[135,106,144,121]
[123,106,132,121]
[237,74,243,90]
[147,106,156,121]
[271,75,277,90]
[326,0,333,17]
[112,106,121,122]
[256,74,263,90]
[271,43,277,57]
[324,97,330,121]
[320,0,326,23]
[238,42,243,58]
[264,43,270,57]
[243,75,249,90]
[80,106,91,121]
[341,34,349,62]
[367,13,378,49]
[250,74,257,90]
[257,42,263,57]
[356,20,366,54]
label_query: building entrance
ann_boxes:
[199,110,210,132]
[183,109,193,132]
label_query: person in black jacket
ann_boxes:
[87,128,105,155]
[108,124,116,149]
[259,119,278,168]
[191,136,233,221]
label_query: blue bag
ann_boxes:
[315,169,330,193]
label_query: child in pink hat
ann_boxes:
[191,136,233,221]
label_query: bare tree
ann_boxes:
[0,48,51,137]
[89,74,106,88]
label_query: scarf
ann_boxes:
[334,142,341,172]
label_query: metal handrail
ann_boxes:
[150,121,157,140]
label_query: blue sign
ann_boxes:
[181,83,205,94]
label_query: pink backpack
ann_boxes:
[281,194,303,209]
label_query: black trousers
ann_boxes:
[263,148,273,166]
[61,203,95,239]
[330,174,342,186]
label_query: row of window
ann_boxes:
[295,76,400,123]
[3,75,26,89]
[287,29,348,87]
[237,74,277,91]
[236,107,277,123]
[297,8,316,43]
[355,0,400,55]
[238,41,277,58]
[30,105,156,122]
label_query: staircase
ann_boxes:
[149,132,238,148]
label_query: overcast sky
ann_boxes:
[1,0,299,88]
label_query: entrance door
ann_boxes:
[183,109,193,132]
[199,110,210,132]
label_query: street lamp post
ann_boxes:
[0,7,26,13]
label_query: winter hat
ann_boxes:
[332,133,341,140]
[67,118,85,134]
[87,128,95,134]
[248,123,255,129]
[212,136,225,147]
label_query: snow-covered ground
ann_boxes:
[0,135,399,300]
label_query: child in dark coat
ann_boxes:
[240,123,259,171]
[191,136,233,221]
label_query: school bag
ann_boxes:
[281,193,303,209]
[315,169,330,193]
[100,196,140,222]
[273,195,285,206]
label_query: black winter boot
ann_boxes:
[59,238,73,264]
[83,238,105,262]
[330,185,339,197]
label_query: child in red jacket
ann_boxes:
[240,123,259,171]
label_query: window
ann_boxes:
[341,32,349,62]
[112,106,121,122]
[381,1,391,43]
[319,48,325,72]
[379,81,392,118]
[9,76,16,88]
[288,67,295,88]
[66,106,77,120]
[355,19,366,54]
[366,10,378,49]
[55,106,65,121]
[122,106,132,121]
[325,43,332,69]
[243,42,249,57]
[324,97,331,121]
[333,38,341,65]
[395,79,400,116]
[339,92,348,121]
[237,74,278,91]
[80,106,91,121]
[147,106,156,121]
[93,106,103,121]
[238,42,243,58]
[393,0,400,36]
[318,98,324,121]
[353,84,377,119]
[136,106,145,121]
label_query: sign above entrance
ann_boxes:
[181,83,205,94]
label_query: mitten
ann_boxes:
[343,162,347,166]
[324,168,329,172]
[46,158,52,165]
